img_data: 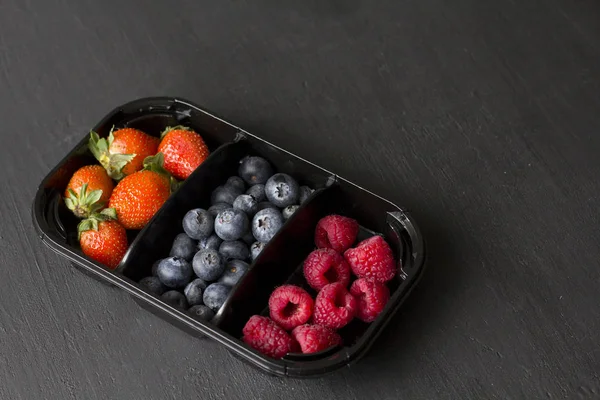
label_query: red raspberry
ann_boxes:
[303,248,351,291]
[242,315,299,358]
[344,235,396,283]
[291,324,342,354]
[349,278,390,322]
[313,282,357,329]
[315,215,359,253]
[268,285,314,331]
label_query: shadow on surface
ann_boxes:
[345,207,465,377]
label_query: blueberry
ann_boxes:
[233,194,258,216]
[225,176,246,193]
[252,208,284,243]
[208,202,231,218]
[151,258,164,276]
[192,249,225,281]
[265,173,300,207]
[161,290,188,309]
[218,260,249,287]
[241,231,255,245]
[246,184,266,202]
[184,278,207,306]
[169,233,197,261]
[157,257,193,288]
[250,241,266,261]
[256,202,278,212]
[139,276,167,296]
[282,205,300,220]
[197,234,223,252]
[203,283,231,312]
[182,208,214,240]
[238,156,274,185]
[211,185,242,205]
[214,209,249,241]
[219,240,250,261]
[188,305,215,321]
[299,186,314,204]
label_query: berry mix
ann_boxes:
[242,215,396,358]
[64,126,210,269]
[136,156,316,321]
[62,125,397,360]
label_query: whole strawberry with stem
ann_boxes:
[64,165,114,218]
[108,153,172,230]
[88,127,159,180]
[78,208,128,270]
[158,125,210,180]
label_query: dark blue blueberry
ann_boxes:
[157,257,193,288]
[256,201,278,212]
[151,258,164,276]
[225,176,246,193]
[184,278,207,306]
[282,205,300,220]
[211,185,242,205]
[250,241,266,261]
[139,276,167,296]
[169,233,197,261]
[214,208,249,241]
[241,231,255,245]
[238,156,274,185]
[299,186,314,204]
[203,283,231,312]
[192,249,225,281]
[182,208,214,240]
[197,234,223,252]
[218,240,250,261]
[252,208,284,243]
[246,184,266,202]
[161,290,188,309]
[208,202,230,218]
[265,173,300,207]
[218,260,249,287]
[233,194,258,216]
[188,305,215,321]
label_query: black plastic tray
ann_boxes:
[32,97,426,378]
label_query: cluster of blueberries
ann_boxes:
[138,155,315,322]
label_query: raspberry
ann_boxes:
[268,285,314,331]
[349,278,390,322]
[344,235,396,283]
[303,248,351,291]
[291,324,342,354]
[242,315,299,359]
[315,215,359,253]
[313,282,357,329]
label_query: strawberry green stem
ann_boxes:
[64,183,105,219]
[88,130,135,180]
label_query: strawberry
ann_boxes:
[78,208,128,270]
[88,127,159,180]
[64,165,114,218]
[108,153,172,230]
[158,125,210,180]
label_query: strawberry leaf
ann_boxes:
[142,152,171,177]
[64,182,106,219]
[64,197,75,211]
[88,130,135,180]
[108,153,136,180]
[160,125,192,139]
[100,207,118,220]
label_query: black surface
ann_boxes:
[2,0,600,398]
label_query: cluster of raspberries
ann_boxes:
[242,215,397,359]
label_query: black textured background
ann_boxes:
[2,0,600,399]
